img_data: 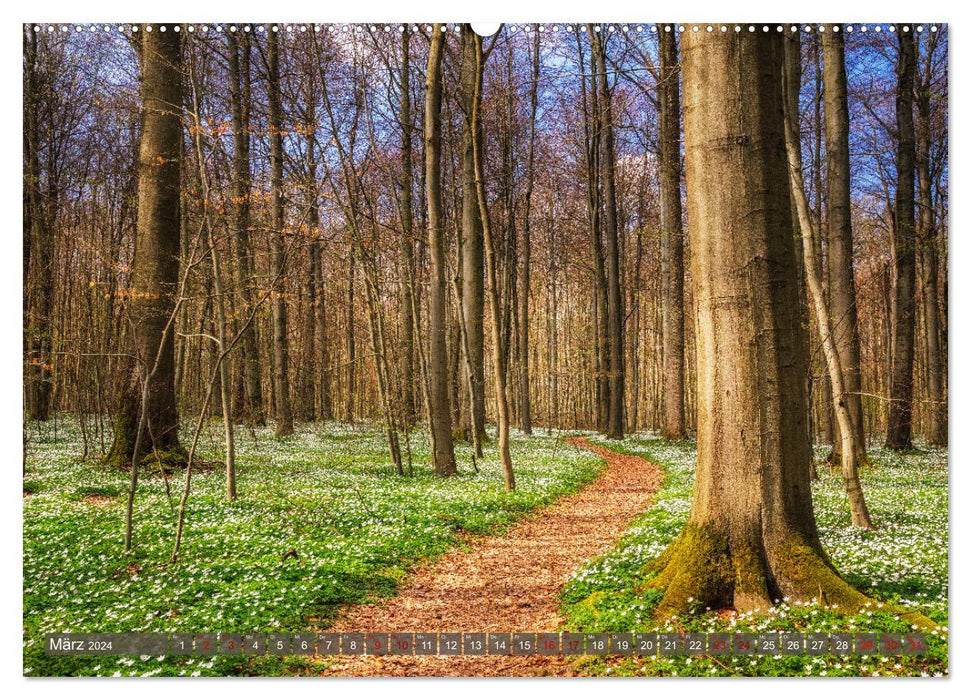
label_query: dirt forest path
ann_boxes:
[317,437,664,677]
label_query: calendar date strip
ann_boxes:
[45,631,926,657]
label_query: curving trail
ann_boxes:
[317,436,664,677]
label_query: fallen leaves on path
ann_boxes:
[318,437,664,677]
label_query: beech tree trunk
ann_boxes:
[344,248,357,423]
[588,26,625,440]
[578,30,610,433]
[106,26,185,466]
[658,28,686,441]
[916,32,946,447]
[267,29,294,437]
[397,29,417,429]
[470,28,515,491]
[886,26,917,450]
[783,35,873,530]
[822,27,867,465]
[519,26,540,437]
[424,24,457,476]
[227,31,265,426]
[24,29,54,422]
[645,29,879,619]
[459,26,487,451]
[301,76,321,423]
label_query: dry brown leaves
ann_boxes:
[82,494,117,507]
[316,437,664,677]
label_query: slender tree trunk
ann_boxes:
[518,26,540,436]
[658,29,686,441]
[187,51,236,500]
[589,26,625,440]
[344,248,357,423]
[424,24,457,476]
[315,245,332,421]
[916,33,946,447]
[267,29,293,437]
[24,29,54,422]
[227,32,265,426]
[397,29,417,429]
[106,25,185,466]
[783,36,873,529]
[300,71,321,423]
[459,26,487,450]
[578,32,609,433]
[886,25,917,450]
[469,28,514,490]
[822,27,867,465]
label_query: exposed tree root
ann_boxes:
[642,525,940,631]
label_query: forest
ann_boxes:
[23,23,947,678]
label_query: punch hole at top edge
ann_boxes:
[470,23,501,37]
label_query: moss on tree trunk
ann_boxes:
[644,29,937,632]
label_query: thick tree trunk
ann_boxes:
[886,26,917,450]
[424,24,457,476]
[459,26,487,451]
[822,28,867,466]
[589,26,625,440]
[106,26,185,466]
[646,30,882,620]
[658,29,686,441]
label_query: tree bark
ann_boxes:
[267,28,294,437]
[459,26,487,451]
[187,48,236,500]
[645,29,888,620]
[470,28,515,490]
[106,25,185,466]
[886,26,917,450]
[916,32,946,447]
[589,26,625,440]
[344,248,357,422]
[519,26,540,437]
[578,30,610,433]
[783,34,873,529]
[658,29,686,441]
[227,31,265,426]
[397,29,417,429]
[24,28,54,422]
[822,27,867,465]
[424,24,457,476]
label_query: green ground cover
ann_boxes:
[23,419,601,676]
[560,436,949,677]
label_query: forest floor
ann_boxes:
[560,437,949,677]
[318,437,664,677]
[23,419,605,677]
[22,419,949,677]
